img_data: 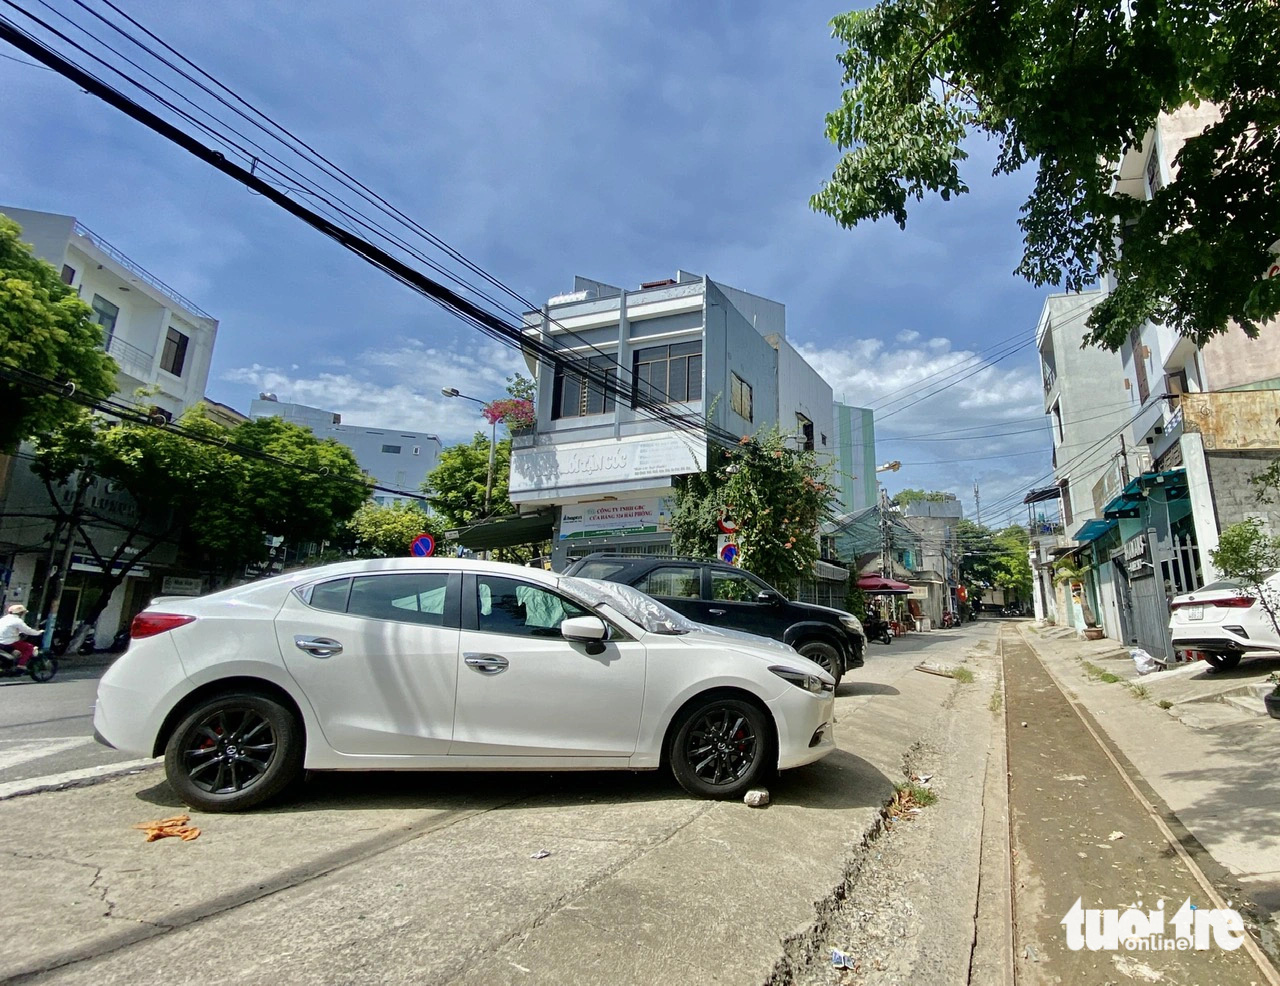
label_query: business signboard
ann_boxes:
[558,497,673,540]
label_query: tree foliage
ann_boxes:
[892,488,953,506]
[956,519,1032,603]
[424,433,514,527]
[0,215,118,452]
[30,405,368,623]
[669,430,836,597]
[814,0,1280,349]
[1210,518,1280,637]
[347,500,441,558]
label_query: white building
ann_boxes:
[510,273,835,570]
[249,396,442,504]
[0,207,219,637]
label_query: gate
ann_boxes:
[1127,572,1173,659]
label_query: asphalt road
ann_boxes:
[0,665,138,786]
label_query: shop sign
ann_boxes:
[161,576,203,596]
[558,497,672,540]
[1124,533,1150,575]
[70,554,149,579]
[510,434,706,495]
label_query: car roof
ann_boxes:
[570,553,741,572]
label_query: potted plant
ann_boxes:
[1265,673,1280,720]
[482,397,536,435]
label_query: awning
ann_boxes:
[813,560,850,582]
[1023,486,1061,505]
[856,574,912,594]
[448,511,555,551]
[1074,518,1117,544]
[1103,470,1188,520]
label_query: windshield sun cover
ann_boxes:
[560,576,699,635]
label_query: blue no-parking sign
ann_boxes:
[719,542,739,565]
[409,533,435,557]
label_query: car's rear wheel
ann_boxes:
[669,697,772,799]
[1202,652,1242,672]
[164,692,302,812]
[796,640,843,685]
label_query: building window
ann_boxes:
[553,355,617,419]
[412,446,421,455]
[796,413,815,451]
[729,372,752,421]
[160,327,189,377]
[633,341,702,407]
[821,433,827,447]
[60,264,76,285]
[91,294,119,345]
[381,444,402,454]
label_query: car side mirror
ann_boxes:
[756,590,783,606]
[561,615,610,654]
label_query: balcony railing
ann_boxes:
[105,335,155,379]
[73,221,212,319]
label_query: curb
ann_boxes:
[0,758,160,802]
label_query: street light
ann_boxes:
[442,387,496,517]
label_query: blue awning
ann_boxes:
[1074,518,1117,544]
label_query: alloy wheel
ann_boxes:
[182,707,278,795]
[684,705,759,787]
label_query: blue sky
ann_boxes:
[2,0,1063,527]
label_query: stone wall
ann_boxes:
[1206,450,1280,533]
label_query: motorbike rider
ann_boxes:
[0,604,40,668]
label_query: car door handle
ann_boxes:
[464,652,510,675]
[294,635,343,657]
[708,608,727,616]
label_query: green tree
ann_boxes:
[1210,518,1280,637]
[0,215,117,451]
[991,525,1034,603]
[813,0,1280,349]
[424,432,514,527]
[505,372,536,402]
[31,405,369,625]
[669,430,836,597]
[892,488,952,506]
[347,500,441,558]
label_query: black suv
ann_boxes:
[562,553,865,682]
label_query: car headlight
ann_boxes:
[769,665,834,694]
[840,615,864,635]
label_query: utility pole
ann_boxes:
[41,472,89,653]
[974,480,981,526]
[880,485,892,577]
[1119,433,1131,484]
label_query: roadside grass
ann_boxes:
[1157,699,1174,709]
[890,782,937,817]
[1127,682,1150,700]
[1081,660,1124,684]
[989,688,1003,714]
[951,666,976,684]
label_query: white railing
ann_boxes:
[74,221,212,319]
[106,335,155,379]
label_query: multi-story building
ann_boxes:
[901,496,964,626]
[832,402,877,515]
[0,207,220,636]
[510,273,835,570]
[248,396,442,504]
[1034,105,1280,658]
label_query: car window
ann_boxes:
[308,578,351,614]
[348,573,450,627]
[569,560,631,581]
[711,569,766,602]
[475,575,589,637]
[636,566,701,598]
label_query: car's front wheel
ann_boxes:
[1202,652,1242,672]
[669,697,772,799]
[796,640,843,685]
[164,692,303,812]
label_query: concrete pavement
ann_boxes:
[0,625,995,984]
[1018,623,1280,970]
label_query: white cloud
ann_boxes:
[896,329,920,343]
[223,339,528,443]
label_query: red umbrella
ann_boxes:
[856,574,912,594]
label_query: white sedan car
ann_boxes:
[94,558,836,811]
[1169,574,1280,670]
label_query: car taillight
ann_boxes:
[131,612,196,639]
[1212,597,1257,608]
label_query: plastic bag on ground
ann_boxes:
[1130,648,1163,676]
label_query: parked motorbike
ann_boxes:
[50,621,96,657]
[941,611,958,629]
[863,612,893,645]
[0,634,58,683]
